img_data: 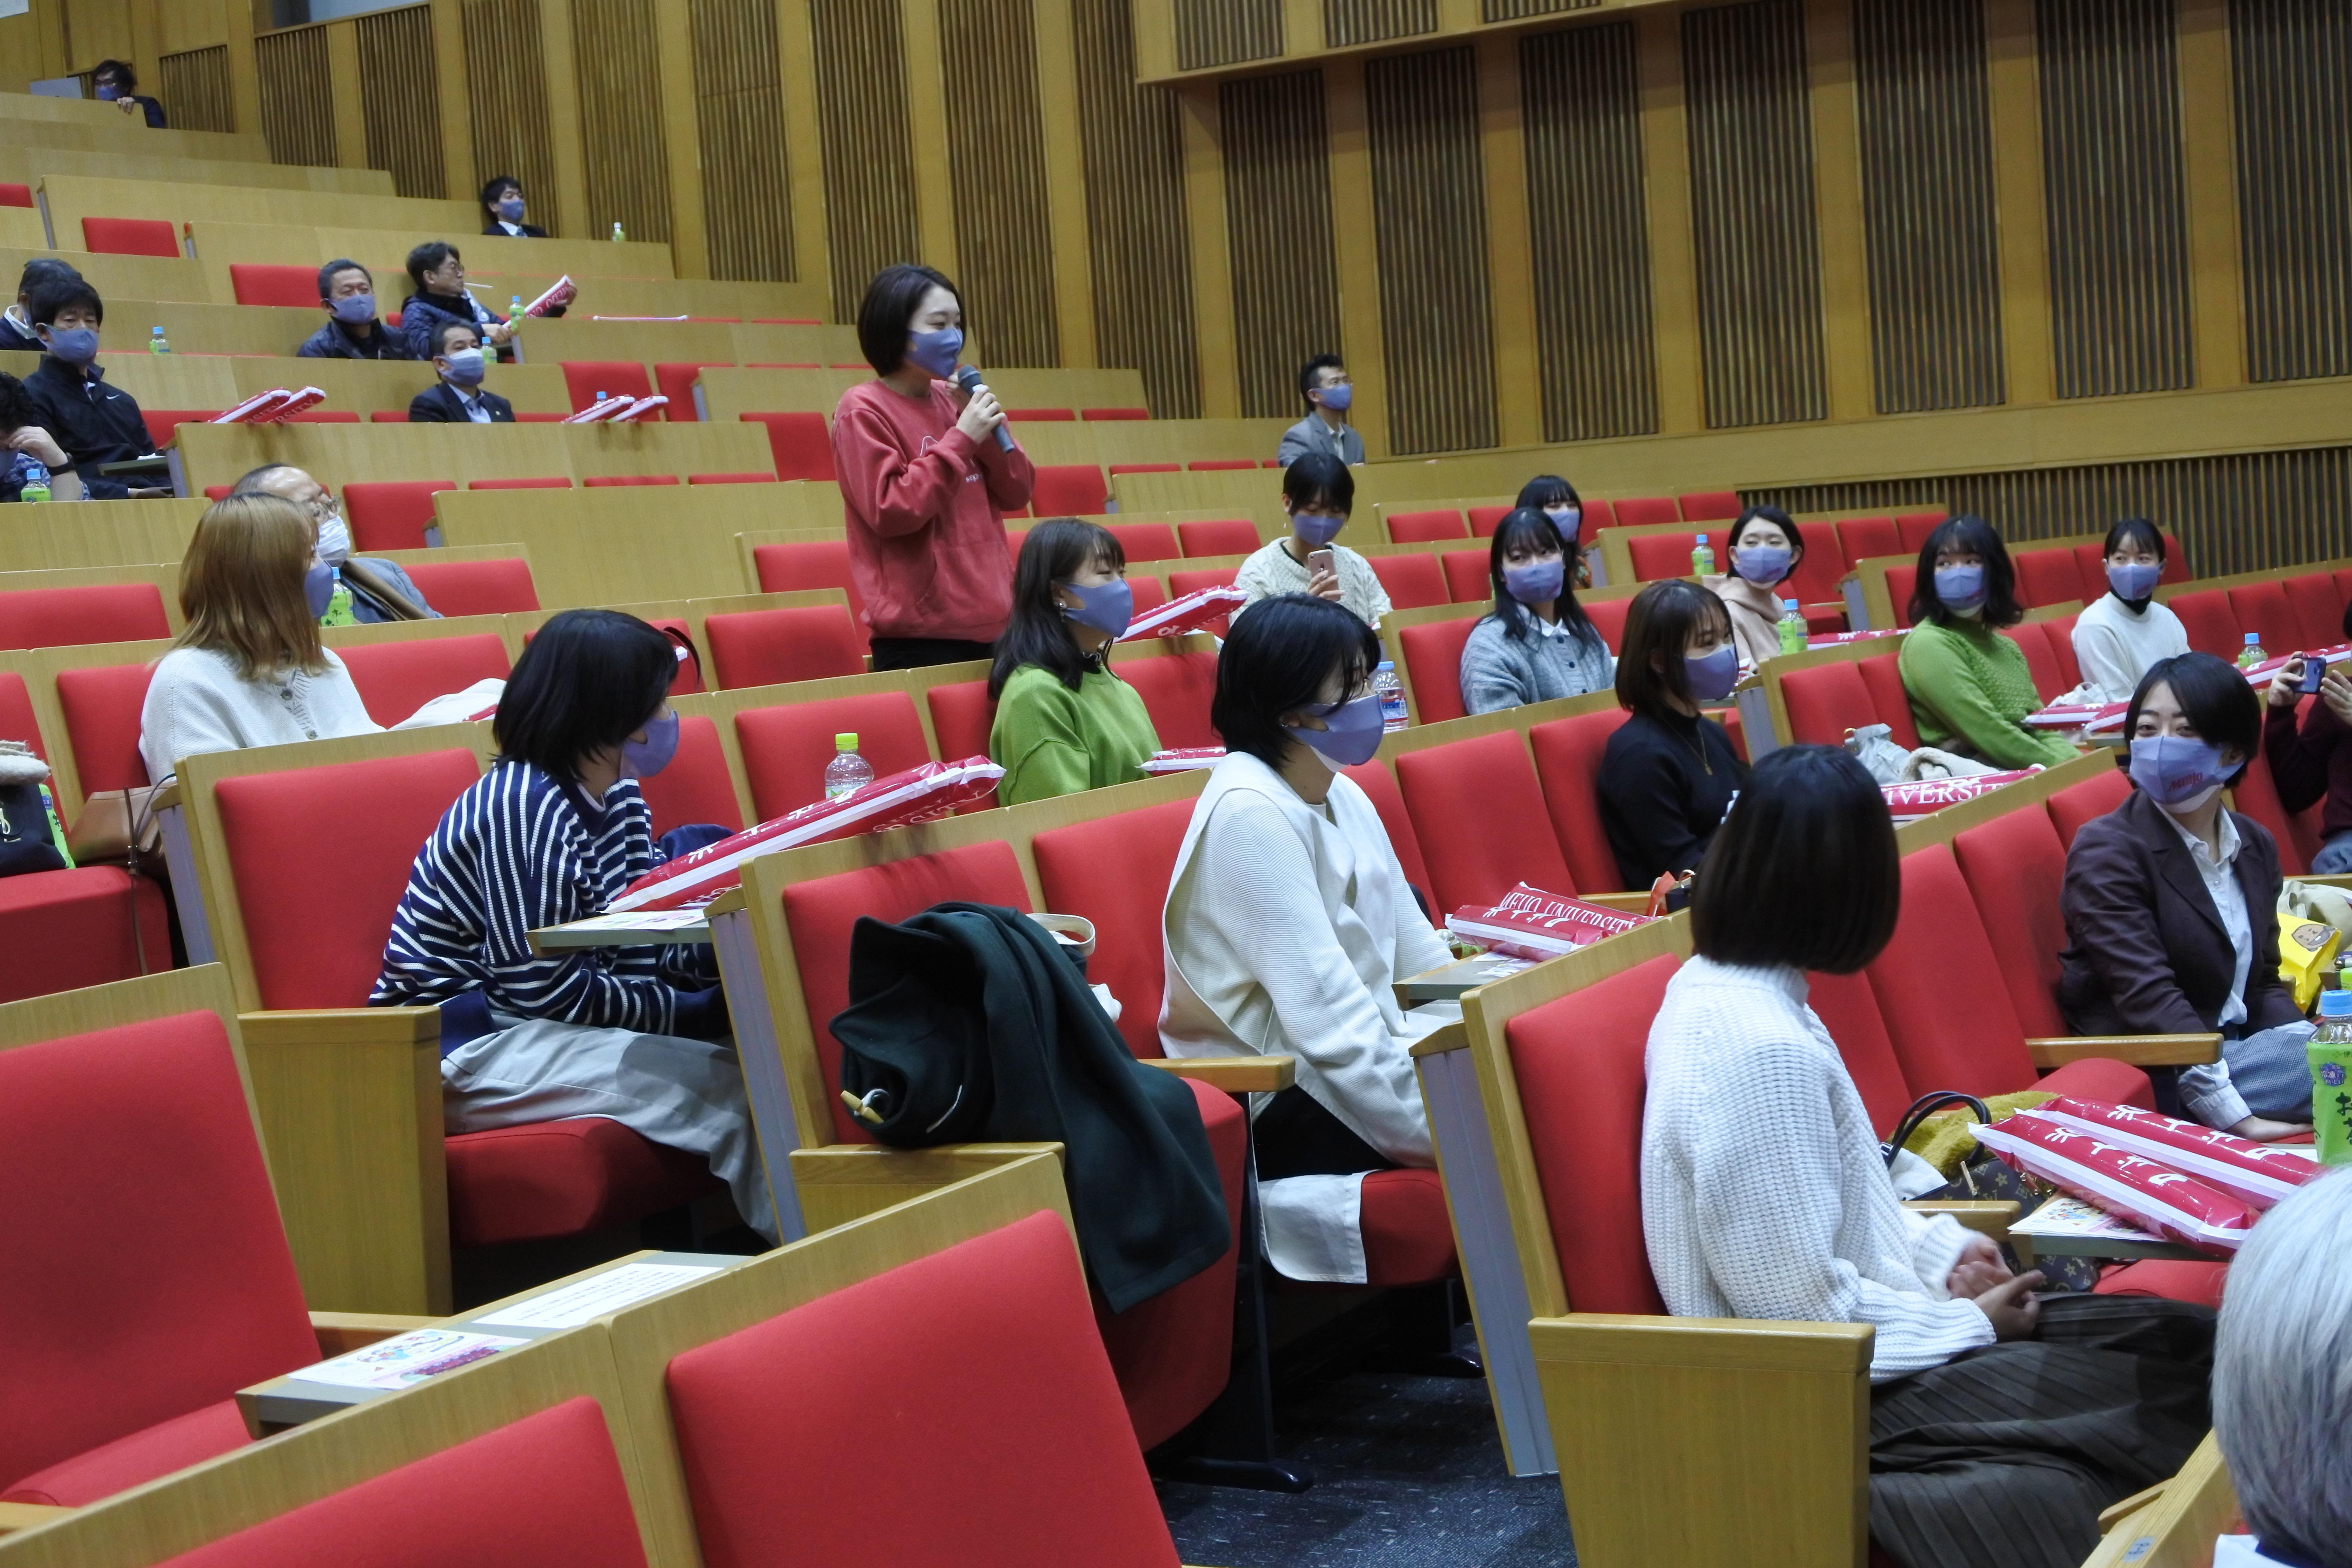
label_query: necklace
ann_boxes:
[1671,711,1713,776]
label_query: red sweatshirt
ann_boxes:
[829,378,1034,643]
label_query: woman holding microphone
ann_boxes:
[831,264,1036,670]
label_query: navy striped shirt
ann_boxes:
[373,760,710,1032]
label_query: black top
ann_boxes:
[0,312,41,354]
[482,222,551,238]
[1596,707,1748,891]
[297,317,419,361]
[23,355,150,480]
[396,289,504,362]
[407,382,514,424]
[114,95,166,128]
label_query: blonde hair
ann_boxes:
[174,493,327,679]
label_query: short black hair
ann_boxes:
[1486,507,1596,648]
[1297,354,1345,408]
[405,241,460,294]
[92,59,135,90]
[1614,579,1732,721]
[0,372,41,435]
[988,518,1126,700]
[1514,474,1581,512]
[495,609,676,783]
[27,277,101,329]
[2121,651,2263,788]
[479,175,523,216]
[1692,744,1899,974]
[1282,452,1352,517]
[430,318,479,358]
[1214,593,1380,770]
[856,264,960,376]
[16,258,79,302]
[317,259,369,302]
[2103,517,2166,561]
[1906,514,2023,628]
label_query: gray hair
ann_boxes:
[2214,1167,2352,1565]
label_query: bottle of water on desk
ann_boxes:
[1777,599,1806,656]
[611,220,626,243]
[1690,534,1714,577]
[17,455,50,503]
[2238,632,2266,671]
[1373,660,1407,731]
[2309,989,2352,1165]
[148,325,168,354]
[824,732,873,801]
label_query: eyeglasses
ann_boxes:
[300,495,341,521]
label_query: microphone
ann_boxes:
[953,365,1016,452]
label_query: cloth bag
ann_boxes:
[0,741,68,877]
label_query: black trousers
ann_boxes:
[1253,1086,1396,1180]
[868,636,994,671]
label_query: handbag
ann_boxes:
[68,783,166,878]
[1881,1089,2100,1292]
[0,741,69,877]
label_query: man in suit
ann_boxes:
[229,463,442,624]
[1276,352,1363,468]
[408,321,515,424]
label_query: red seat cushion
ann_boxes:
[739,411,836,482]
[1866,845,2038,1098]
[1789,522,1846,606]
[0,866,171,1004]
[1396,615,1481,724]
[1952,807,2072,1038]
[2007,621,2067,702]
[1807,968,1915,1136]
[4,1399,254,1508]
[1339,760,1435,915]
[1366,553,1447,610]
[751,538,862,625]
[82,216,178,257]
[636,714,743,836]
[583,475,679,488]
[332,633,512,727]
[397,557,540,617]
[1358,1168,1457,1287]
[656,360,731,419]
[1440,548,1490,604]
[559,360,653,411]
[468,475,573,490]
[2047,768,2132,847]
[444,1117,720,1247]
[703,604,865,689]
[1397,730,1576,911]
[1106,523,1179,563]
[228,263,321,308]
[1613,497,1679,527]
[666,1212,1182,1568]
[1628,531,1701,582]
[2167,588,2241,659]
[1678,490,1740,522]
[143,408,215,446]
[1082,406,1149,421]
[1778,661,1878,748]
[149,1398,649,1568]
[2014,548,2084,610]
[343,480,456,553]
[734,691,930,821]
[1857,653,1920,747]
[1386,509,1466,544]
[1116,651,1219,750]
[1837,516,1900,564]
[1529,708,1633,894]
[0,183,30,208]
[2034,1054,2156,1112]
[925,680,996,762]
[1175,519,1259,558]
[0,583,169,651]
[2092,1260,2229,1309]
[56,662,157,794]
[1033,799,1195,1059]
[1030,464,1108,516]
[1584,596,1633,653]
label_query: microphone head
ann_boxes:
[953,365,984,394]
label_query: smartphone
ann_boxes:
[1307,548,1336,577]
[2303,656,2329,696]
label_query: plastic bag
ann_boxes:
[1120,586,1246,641]
[1444,882,1653,961]
[2031,1096,2318,1209]
[1136,747,1225,773]
[1844,723,1909,785]
[1971,1111,2258,1255]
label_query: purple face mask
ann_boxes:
[621,710,680,780]
[303,561,335,619]
[1684,642,1740,703]
[1284,692,1386,769]
[1292,511,1345,547]
[1060,576,1133,640]
[2128,733,2231,809]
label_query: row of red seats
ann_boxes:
[741,412,1236,486]
[1872,533,2192,621]
[1383,489,1754,543]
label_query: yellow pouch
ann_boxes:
[2278,918,2341,1013]
[1900,1089,2056,1176]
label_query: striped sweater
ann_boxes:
[373,760,711,1032]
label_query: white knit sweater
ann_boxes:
[2072,593,2190,705]
[1640,957,1995,1381]
[139,645,381,784]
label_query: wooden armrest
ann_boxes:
[1581,891,1655,912]
[150,783,182,812]
[1530,1312,1873,1372]
[1903,1199,2019,1240]
[309,1310,439,1358]
[2096,1480,2168,1530]
[2295,873,2352,891]
[1145,1054,1296,1093]
[2026,1033,2220,1067]
[788,1143,1066,1234]
[238,1006,439,1047]
[0,1503,73,1535]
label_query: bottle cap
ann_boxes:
[835,733,857,750]
[2320,989,2352,1018]
[1376,660,1393,671]
[2246,632,2260,643]
[1696,534,1708,544]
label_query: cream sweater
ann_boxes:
[2072,593,2190,705]
[139,645,381,784]
[1640,957,1995,1382]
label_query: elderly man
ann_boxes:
[229,465,440,625]
[297,261,417,361]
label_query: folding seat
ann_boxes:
[55,659,155,797]
[1396,614,1481,725]
[2047,767,2131,847]
[2338,569,2352,613]
[1385,509,1467,543]
[1188,459,1257,471]
[734,690,931,820]
[142,408,214,446]
[2160,536,2191,585]
[637,714,745,837]
[1467,505,1512,537]
[2283,572,2346,651]
[1116,650,1220,749]
[1788,521,1847,606]
[1612,497,1679,527]
[2072,543,2112,602]
[1677,490,1740,522]
[1808,966,1919,1135]
[0,583,169,651]
[2038,610,2083,689]
[1127,574,1169,616]
[1175,518,1259,557]
[1396,730,1577,911]
[751,538,863,624]
[395,556,540,617]
[1895,511,1946,549]
[1776,660,1881,747]
[1527,708,1633,893]
[1166,566,1239,597]
[2005,620,2067,702]
[2230,748,2320,875]
[1339,758,1437,915]
[1366,553,1447,610]
[924,679,995,764]
[342,479,455,553]
[1855,651,1921,745]
[2165,588,2242,658]
[368,409,410,422]
[1081,406,1149,420]
[1108,463,1179,480]
[1837,515,1900,564]
[1106,522,1179,563]
[739,410,836,482]
[2230,578,2325,656]
[1440,547,1490,603]
[468,476,572,489]
[2014,547,2084,608]
[1951,806,2073,1037]
[227,264,321,308]
[1626,530,1700,582]
[689,471,777,485]
[1580,497,1617,531]
[559,360,653,412]
[332,633,512,727]
[0,183,29,207]
[584,475,679,487]
[702,604,865,689]
[1034,798,1200,1059]
[656,360,732,417]
[82,216,178,256]
[284,410,361,424]
[1582,596,1633,651]
[1030,464,1108,516]
[1883,563,1920,623]
[1007,406,1075,420]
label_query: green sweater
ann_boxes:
[989,662,1162,807]
[1897,618,2078,769]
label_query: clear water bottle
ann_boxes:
[2238,631,2266,670]
[1776,598,1806,656]
[319,568,354,626]
[1372,661,1408,732]
[18,458,50,503]
[1690,533,1714,577]
[2309,988,2352,1165]
[509,294,523,327]
[147,325,167,354]
[824,732,873,800]
[611,220,626,243]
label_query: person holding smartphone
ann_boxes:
[1233,454,1391,630]
[2263,601,2352,874]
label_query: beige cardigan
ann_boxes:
[1706,573,1792,668]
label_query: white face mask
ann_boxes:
[315,508,351,565]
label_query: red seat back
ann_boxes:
[1030,465,1108,516]
[1528,708,1633,894]
[1952,806,2072,1037]
[2284,573,2347,653]
[1865,844,2035,1097]
[2227,580,2311,657]
[343,480,456,553]
[0,184,30,208]
[751,539,862,625]
[1034,798,1195,1059]
[56,662,156,793]
[1106,523,1179,564]
[1439,549,1489,604]
[1339,760,1435,914]
[1365,553,1447,611]
[1626,531,1700,583]
[1613,497,1678,527]
[1836,516,1899,564]
[1175,520,1258,558]
[1467,505,1511,538]
[703,605,865,690]
[1008,407,1075,421]
[0,584,169,651]
[219,748,484,1008]
[1884,564,1920,623]
[1788,522,1845,605]
[0,672,46,760]
[1807,968,1915,1136]
[227,264,319,308]
[143,409,214,447]
[1385,509,1466,544]
[1116,652,1220,750]
[1106,463,1178,478]
[82,216,178,257]
[637,714,743,836]
[2040,611,2084,690]
[655,361,730,419]
[924,679,996,762]
[468,476,572,490]
[2231,746,2318,876]
[740,411,836,482]
[1166,566,1238,597]
[1187,460,1254,471]
[332,633,512,727]
[1678,490,1740,522]
[1127,575,1169,617]
[583,475,679,488]
[1396,730,1574,911]
[689,471,777,485]
[558,360,652,411]
[779,841,1033,1142]
[1396,615,1480,725]
[2166,588,2241,658]
[1777,661,1878,747]
[1855,653,1920,747]
[2047,767,2132,847]
[1895,512,1946,550]
[1508,954,1678,1315]
[2006,621,2067,702]
[2014,548,2083,609]
[396,558,539,617]
[1582,596,1632,653]
[0,1010,316,1497]
[2072,544,2112,602]
[733,691,931,821]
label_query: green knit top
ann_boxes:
[1897,618,2080,769]
[988,662,1163,807]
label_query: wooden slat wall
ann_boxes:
[1485,0,1597,20]
[156,44,233,135]
[254,26,335,169]
[2229,0,2352,384]
[461,0,562,235]
[1519,20,1657,442]
[808,0,920,323]
[354,8,446,200]
[1221,70,1344,419]
[690,0,795,281]
[571,0,672,243]
[1176,0,1282,71]
[939,0,1059,368]
[1326,0,1440,49]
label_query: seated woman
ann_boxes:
[1897,515,2080,768]
[2264,604,2352,874]
[2072,517,2189,703]
[1458,505,1612,715]
[1233,454,1392,629]
[1704,504,1804,667]
[2058,653,2314,1139]
[138,493,381,784]
[1161,593,1450,1283]
[1595,580,1747,891]
[373,609,773,1242]
[1646,743,2216,1568]
[0,371,83,502]
[397,242,515,365]
[986,518,1161,807]
[1514,474,1591,590]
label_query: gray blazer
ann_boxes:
[1276,414,1363,468]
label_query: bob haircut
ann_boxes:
[988,518,1127,700]
[174,494,327,680]
[1614,579,1732,721]
[1282,452,1353,517]
[1296,353,1345,408]
[2119,651,2262,787]
[479,175,523,216]
[1213,593,1380,770]
[404,241,460,294]
[1692,744,1899,973]
[1906,514,2023,629]
[1486,507,1596,647]
[28,277,102,329]
[2102,516,2166,561]
[857,264,961,376]
[495,609,676,783]
[1514,474,1581,513]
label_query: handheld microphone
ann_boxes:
[953,365,1016,452]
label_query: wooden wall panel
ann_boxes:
[354,8,448,200]
[1176,0,1282,71]
[1519,20,1656,441]
[1682,0,1827,429]
[2036,0,2192,397]
[255,26,335,169]
[1221,69,1344,419]
[1853,0,2006,412]
[1326,0,1437,49]
[2230,0,2352,384]
[570,0,672,242]
[688,0,794,281]
[1485,0,1596,19]
[809,0,920,322]
[462,0,562,234]
[158,45,236,135]
[1073,0,1202,414]
[938,0,1058,367]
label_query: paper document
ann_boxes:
[2006,1195,2159,1243]
[473,1262,725,1328]
[288,1329,528,1391]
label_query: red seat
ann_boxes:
[332,633,512,727]
[583,475,679,488]
[2284,573,2346,654]
[1627,531,1701,582]
[0,863,172,1004]
[2047,768,2132,847]
[2227,580,2310,657]
[1528,708,1633,894]
[1340,760,1436,915]
[1856,653,1920,747]
[1006,407,1074,421]
[635,714,743,838]
[1584,596,1633,653]
[1612,497,1679,527]
[924,680,995,763]
[2231,747,2320,876]
[227,264,320,308]
[442,1118,719,1248]
[1397,730,1576,911]
[2040,611,2084,690]
[1884,563,1920,623]
[1396,615,1481,725]
[1440,548,1489,604]
[369,409,411,422]
[1467,505,1511,538]
[2014,548,2083,609]
[2006,620,2067,702]
[396,557,539,617]
[2165,588,2240,658]
[82,217,178,257]
[1895,512,1946,550]
[283,409,361,424]
[55,662,156,794]
[1355,1168,1458,1286]
[1837,516,1900,564]
[516,412,569,422]
[0,583,169,651]
[142,408,215,446]
[1788,522,1847,606]
[1678,490,1740,522]
[1580,498,1617,531]
[1176,519,1258,558]
[1081,406,1149,420]
[1777,661,1880,747]
[343,480,456,553]
[1187,458,1256,471]
[688,471,777,485]
[0,184,29,208]
[1952,807,2072,1037]
[1808,967,1919,1136]
[1106,523,1179,563]
[558,360,652,412]
[739,411,836,482]
[1116,651,1220,749]
[655,360,731,419]
[734,691,931,821]
[1107,463,1179,478]
[467,476,572,489]
[1366,553,1447,611]
[1386,510,1468,544]
[2072,544,2112,603]
[1166,566,1239,597]
[0,1009,317,1505]
[703,604,866,689]
[1030,464,1108,516]
[1035,799,1196,1058]
[751,538,862,625]
[1127,575,1169,617]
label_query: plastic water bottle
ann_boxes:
[824,732,873,801]
[18,458,50,503]
[320,568,354,626]
[2238,632,2266,670]
[1373,661,1407,732]
[509,294,523,325]
[147,325,167,354]
[1776,598,1806,656]
[611,220,625,243]
[2309,989,2352,1165]
[1690,534,1714,577]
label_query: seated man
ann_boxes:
[407,321,514,424]
[298,260,417,361]
[0,371,84,502]
[229,464,441,624]
[0,258,79,354]
[92,60,165,127]
[21,276,158,498]
[398,241,513,365]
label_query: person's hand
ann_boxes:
[7,426,68,468]
[2228,1114,2313,1143]
[114,96,140,117]
[1971,1271,2044,1340]
[1944,1232,2012,1299]
[1308,564,1343,603]
[2322,667,2352,728]
[955,383,1004,445]
[2266,657,2308,710]
[485,320,514,346]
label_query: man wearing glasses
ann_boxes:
[1276,354,1364,468]
[229,464,441,624]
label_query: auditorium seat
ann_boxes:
[1612,497,1679,527]
[1386,509,1467,543]
[1527,708,1633,893]
[1116,651,1220,749]
[1034,799,1198,1059]
[55,660,156,795]
[228,264,321,308]
[1396,615,1480,724]
[285,410,362,424]
[142,408,215,446]
[1678,490,1740,522]
[559,360,654,412]
[1807,967,1920,1135]
[1837,515,1900,564]
[1166,566,1239,597]
[1777,659,1883,748]
[1127,575,1169,616]
[1583,595,1633,652]
[0,184,30,207]
[733,691,931,821]
[2006,620,2068,702]
[82,216,178,257]
[1950,806,2073,1037]
[1440,548,1489,604]
[468,476,572,489]
[2047,767,2132,847]
[1081,406,1149,421]
[688,471,777,485]
[1854,652,1920,746]
[1789,521,1847,607]
[1339,758,1435,913]
[924,680,994,764]
[1895,511,1946,549]
[2015,547,2084,610]
[740,411,836,482]
[1884,563,1920,623]
[584,475,680,487]
[1626,531,1701,582]
[1106,522,1180,563]
[2166,588,2242,658]
[2229,747,2320,875]
[1366,553,1447,610]
[0,583,169,651]
[2283,572,2346,652]
[1467,505,1511,538]
[343,479,455,553]
[751,538,863,624]
[703,604,866,689]
[1176,519,1259,557]
[2228,580,2313,656]
[656,360,730,418]
[1030,464,1108,516]
[2038,611,2084,689]
[1396,730,1576,911]
[1107,464,1178,481]
[1188,459,1257,471]
[395,556,540,617]
[331,632,512,728]
[635,714,744,837]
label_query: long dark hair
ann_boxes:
[1486,507,1597,648]
[1514,474,1581,512]
[1906,514,2023,629]
[988,519,1125,700]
